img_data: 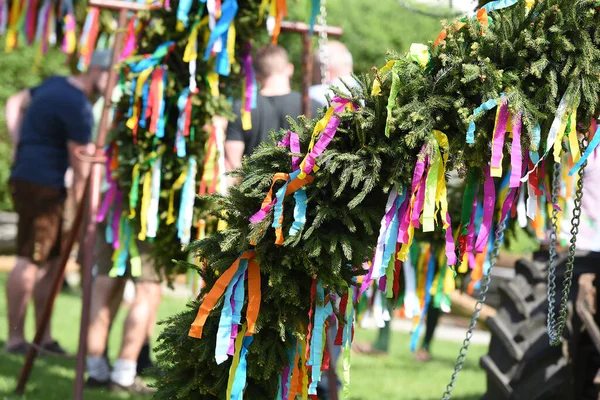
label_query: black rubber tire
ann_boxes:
[480,258,576,400]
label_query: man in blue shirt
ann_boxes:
[4,50,111,354]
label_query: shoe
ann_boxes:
[86,377,110,389]
[5,342,30,354]
[136,343,153,376]
[41,341,68,356]
[110,377,156,395]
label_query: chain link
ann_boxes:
[317,0,329,85]
[442,217,508,400]
[547,141,588,346]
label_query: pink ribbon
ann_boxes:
[465,189,478,253]
[474,167,495,253]
[444,212,457,265]
[243,50,254,113]
[278,131,301,171]
[510,111,523,188]
[300,97,354,176]
[491,99,509,169]
[111,191,122,250]
[249,199,277,223]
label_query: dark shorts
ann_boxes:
[10,179,66,264]
[93,222,160,283]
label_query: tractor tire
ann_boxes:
[482,253,600,400]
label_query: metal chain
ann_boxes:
[442,218,508,400]
[547,141,588,346]
[317,0,329,85]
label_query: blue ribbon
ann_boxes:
[466,98,498,144]
[410,252,436,352]
[139,80,150,129]
[231,268,246,325]
[176,0,194,27]
[529,124,541,164]
[204,0,238,63]
[215,259,248,365]
[309,0,319,34]
[176,89,190,158]
[230,336,254,400]
[289,188,307,236]
[177,158,196,241]
[482,0,518,13]
[114,218,130,277]
[273,171,299,230]
[379,189,406,278]
[105,209,113,244]
[129,41,174,73]
[570,124,600,176]
[215,27,231,76]
[308,281,333,395]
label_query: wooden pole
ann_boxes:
[14,181,89,394]
[72,8,129,399]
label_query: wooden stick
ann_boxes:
[72,8,130,400]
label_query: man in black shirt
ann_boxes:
[225,45,320,177]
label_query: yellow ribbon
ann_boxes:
[126,67,154,131]
[138,170,152,241]
[407,43,430,70]
[423,141,440,232]
[226,323,247,399]
[257,0,270,24]
[567,111,580,163]
[297,105,336,179]
[371,60,396,96]
[433,130,450,228]
[167,167,189,225]
[226,23,236,73]
[490,106,505,178]
[208,71,220,97]
[458,253,469,274]
[183,22,201,62]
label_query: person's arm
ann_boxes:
[224,102,246,187]
[68,141,95,204]
[5,89,32,149]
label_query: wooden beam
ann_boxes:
[88,0,153,12]
[279,21,343,37]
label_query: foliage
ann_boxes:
[154,1,600,399]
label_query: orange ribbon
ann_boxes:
[246,256,261,336]
[188,251,257,339]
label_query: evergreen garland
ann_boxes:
[154,0,600,398]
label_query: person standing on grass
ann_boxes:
[4,50,110,355]
[83,85,161,395]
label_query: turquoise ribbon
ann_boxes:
[308,281,333,395]
[379,189,406,279]
[466,98,498,144]
[129,41,174,73]
[309,0,319,34]
[177,158,196,242]
[176,89,190,158]
[529,124,541,164]
[410,251,436,352]
[215,259,248,365]
[482,0,518,13]
[139,80,150,129]
[204,0,238,66]
[231,267,246,325]
[114,218,130,277]
[570,124,600,176]
[230,336,254,400]
[289,187,307,236]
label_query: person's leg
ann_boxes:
[422,306,441,351]
[32,258,60,346]
[415,306,442,362]
[5,256,37,350]
[136,291,160,375]
[111,280,161,390]
[87,276,126,384]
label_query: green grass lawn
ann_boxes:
[0,272,487,399]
